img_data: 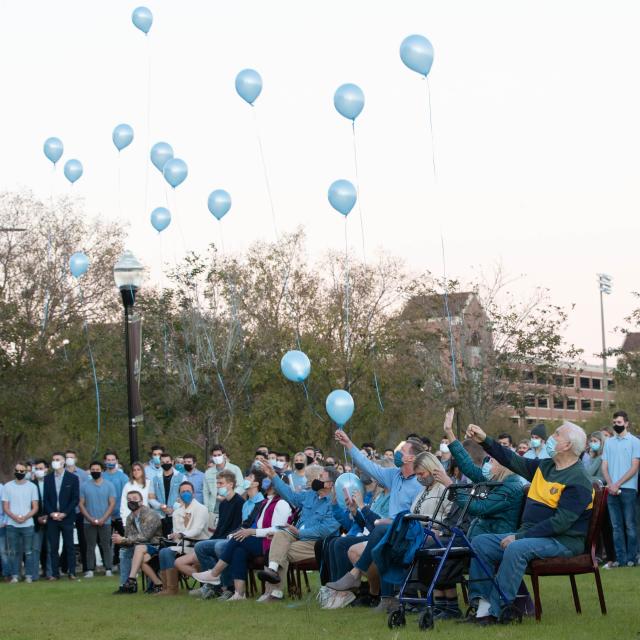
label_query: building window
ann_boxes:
[553,375,563,387]
[536,373,547,385]
[553,396,564,410]
[526,418,535,425]
[581,399,591,412]
[524,370,534,382]
[591,378,601,390]
[593,400,603,412]
[510,417,519,425]
[566,398,576,410]
[580,377,590,389]
[525,395,536,407]
[564,376,575,388]
[608,379,615,390]
[537,396,549,408]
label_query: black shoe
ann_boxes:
[146,584,163,594]
[477,615,498,627]
[257,568,281,584]
[350,593,381,608]
[113,582,137,595]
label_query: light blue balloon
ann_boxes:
[112,124,134,151]
[334,83,365,121]
[150,207,171,232]
[150,142,174,172]
[163,158,188,189]
[132,6,153,34]
[400,34,434,77]
[326,389,354,426]
[69,251,89,278]
[64,159,83,184]
[334,473,364,508]
[281,350,311,383]
[43,137,64,165]
[235,69,262,105]
[207,189,232,221]
[328,179,357,216]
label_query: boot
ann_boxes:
[157,568,180,596]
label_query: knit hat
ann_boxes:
[530,424,547,439]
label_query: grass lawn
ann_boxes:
[1,569,637,640]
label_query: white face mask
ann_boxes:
[35,469,46,479]
[65,457,76,467]
[51,460,63,470]
[439,444,450,454]
[274,460,285,469]
[212,455,224,465]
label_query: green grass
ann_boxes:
[1,569,637,640]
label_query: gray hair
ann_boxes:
[561,421,587,457]
[323,466,340,483]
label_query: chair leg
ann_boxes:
[569,575,581,614]
[593,568,607,615]
[461,580,469,606]
[302,569,310,594]
[530,572,542,622]
[247,569,255,598]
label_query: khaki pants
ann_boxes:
[268,531,316,580]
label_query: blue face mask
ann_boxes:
[545,435,557,458]
[589,442,601,452]
[218,487,228,497]
[175,463,185,474]
[261,478,272,491]
[242,479,252,490]
[180,491,193,504]
[105,462,116,470]
[481,461,493,481]
[152,455,161,465]
[394,451,404,468]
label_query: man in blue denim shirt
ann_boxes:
[256,461,340,602]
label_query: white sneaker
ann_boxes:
[227,592,246,601]
[603,561,619,570]
[84,571,94,578]
[10,576,18,584]
[25,576,33,584]
[105,570,113,577]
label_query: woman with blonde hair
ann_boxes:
[120,462,150,521]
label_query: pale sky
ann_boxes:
[2,0,639,365]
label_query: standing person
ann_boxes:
[145,444,165,482]
[602,411,640,568]
[275,453,292,479]
[585,432,606,482]
[31,459,51,580]
[289,452,308,492]
[61,449,89,576]
[524,424,550,460]
[43,451,79,580]
[438,437,452,471]
[120,462,150,522]
[497,434,515,451]
[103,450,128,570]
[79,461,116,578]
[516,440,531,456]
[149,453,183,536]
[2,462,39,583]
[182,454,205,504]
[0,483,9,581]
[203,445,244,531]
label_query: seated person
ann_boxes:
[464,421,593,625]
[111,490,163,594]
[154,481,209,596]
[191,470,292,600]
[178,470,243,600]
[254,461,340,602]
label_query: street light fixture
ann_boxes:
[597,273,612,411]
[114,250,145,464]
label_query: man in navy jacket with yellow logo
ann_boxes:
[464,421,593,625]
[43,451,80,579]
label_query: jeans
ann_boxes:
[608,489,638,565]
[354,524,388,572]
[32,528,51,579]
[119,546,133,585]
[6,526,36,578]
[219,536,264,581]
[159,548,179,570]
[47,519,75,578]
[0,527,11,577]
[194,538,231,585]
[470,532,572,617]
[327,535,363,581]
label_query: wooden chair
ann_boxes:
[287,557,317,599]
[247,556,266,597]
[526,481,608,621]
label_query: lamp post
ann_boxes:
[597,273,612,411]
[114,250,145,465]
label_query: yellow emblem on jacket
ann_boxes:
[527,469,565,508]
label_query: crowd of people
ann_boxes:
[1,410,638,625]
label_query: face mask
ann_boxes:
[589,442,601,452]
[545,435,557,458]
[65,457,76,467]
[174,463,185,474]
[127,500,140,512]
[417,475,434,487]
[294,462,305,470]
[90,471,102,480]
[393,451,404,468]
[218,487,228,497]
[180,491,193,504]
[613,424,625,434]
[261,478,272,491]
[14,471,26,480]
[481,462,494,481]
[212,455,224,465]
[51,460,63,471]
[24,471,32,481]
[184,464,193,473]
[439,444,450,454]
[35,469,46,479]
[105,462,116,470]
[530,438,541,449]
[152,455,161,465]
[274,460,285,469]
[242,479,252,491]
[161,463,173,471]
[311,479,326,492]
[306,455,315,465]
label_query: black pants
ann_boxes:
[161,518,173,537]
[61,512,87,573]
[111,518,124,566]
[47,519,75,578]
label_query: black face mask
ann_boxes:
[311,479,326,492]
[127,500,141,512]
[613,424,625,434]
[90,471,102,480]
[161,463,173,471]
[184,464,193,472]
[306,455,315,465]
[294,462,305,470]
[14,471,26,480]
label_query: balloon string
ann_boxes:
[344,216,350,390]
[42,167,56,339]
[252,107,279,240]
[426,77,438,182]
[203,331,233,415]
[117,153,123,219]
[373,356,385,412]
[351,122,367,262]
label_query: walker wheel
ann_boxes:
[388,609,406,629]
[418,608,434,630]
